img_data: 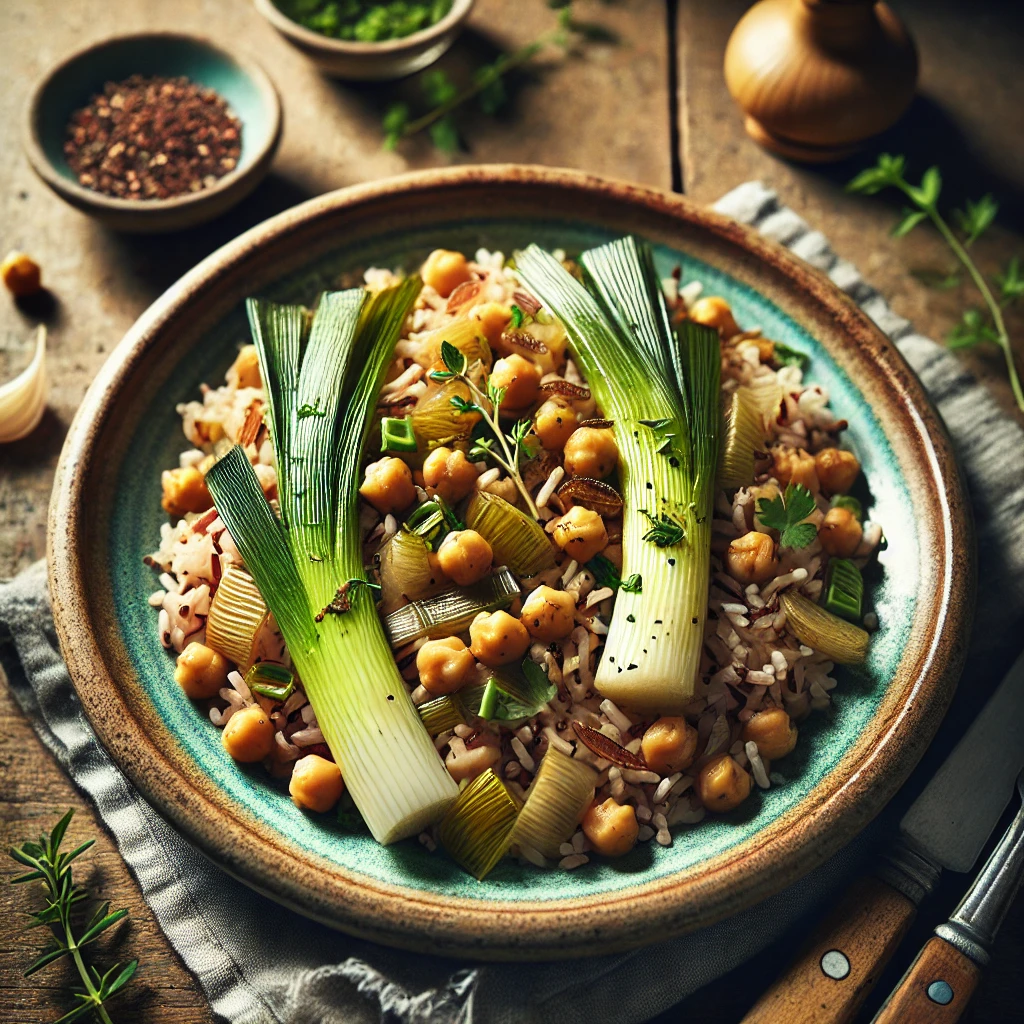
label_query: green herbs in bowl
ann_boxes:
[275,0,453,42]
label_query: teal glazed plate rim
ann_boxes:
[48,166,974,960]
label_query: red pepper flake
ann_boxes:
[572,721,649,770]
[63,75,242,201]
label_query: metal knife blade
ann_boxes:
[901,646,1024,873]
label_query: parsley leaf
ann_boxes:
[639,509,685,547]
[996,256,1024,305]
[509,304,524,329]
[756,483,817,548]
[620,573,643,593]
[947,308,1000,349]
[954,194,999,246]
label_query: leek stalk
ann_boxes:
[206,284,458,844]
[515,238,720,711]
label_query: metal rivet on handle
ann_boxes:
[820,950,851,980]
[927,980,954,1005]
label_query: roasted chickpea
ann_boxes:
[742,707,798,760]
[1,251,42,298]
[161,465,213,518]
[490,354,541,411]
[688,296,740,338]
[469,610,530,667]
[446,736,501,783]
[470,302,512,348]
[422,446,480,504]
[815,447,861,496]
[725,531,779,585]
[421,248,472,297]
[289,754,344,812]
[563,426,619,479]
[533,398,577,450]
[817,506,862,557]
[174,642,229,700]
[582,798,639,857]
[697,755,752,813]
[222,705,276,763]
[226,344,261,390]
[359,457,416,515]
[436,529,493,586]
[771,446,819,492]
[553,505,608,563]
[641,716,698,774]
[416,636,476,695]
[520,585,576,642]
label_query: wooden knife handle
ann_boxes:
[872,936,981,1024]
[741,875,917,1024]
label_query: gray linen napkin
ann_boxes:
[3,181,1023,1024]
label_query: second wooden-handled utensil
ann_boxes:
[742,647,1024,1024]
[872,769,1024,1022]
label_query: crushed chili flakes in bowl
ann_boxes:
[63,74,242,201]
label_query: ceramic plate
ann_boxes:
[49,167,973,959]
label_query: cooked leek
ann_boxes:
[780,591,869,664]
[439,768,520,880]
[718,384,770,489]
[516,238,720,711]
[405,495,462,550]
[465,491,556,577]
[382,566,520,647]
[411,378,481,447]
[380,415,417,453]
[418,694,468,734]
[377,528,439,613]
[479,658,557,722]
[205,565,269,669]
[206,283,458,845]
[245,662,295,702]
[415,313,492,371]
[510,748,596,860]
[824,558,864,623]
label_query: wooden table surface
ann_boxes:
[2,1,1022,1021]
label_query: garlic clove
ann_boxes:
[0,325,48,443]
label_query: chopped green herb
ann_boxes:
[509,304,524,329]
[831,494,863,521]
[756,483,817,548]
[380,415,417,452]
[274,0,453,42]
[620,573,643,593]
[639,509,685,547]
[772,341,809,370]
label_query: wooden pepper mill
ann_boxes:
[724,0,918,162]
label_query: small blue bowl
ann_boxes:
[24,33,282,233]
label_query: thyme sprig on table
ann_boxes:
[847,154,1024,412]
[383,5,576,152]
[431,340,539,516]
[9,809,136,1024]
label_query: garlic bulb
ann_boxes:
[0,325,48,443]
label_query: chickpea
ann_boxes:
[553,505,608,563]
[421,249,472,297]
[725,531,779,585]
[359,457,416,515]
[697,755,752,813]
[436,529,493,586]
[446,737,501,783]
[289,754,345,812]
[771,446,819,492]
[470,302,512,348]
[1,250,42,298]
[563,426,619,479]
[641,716,698,774]
[469,610,530,667]
[815,447,861,496]
[582,798,639,857]
[174,642,229,700]
[817,506,862,557]
[756,338,775,362]
[742,707,798,760]
[161,465,213,518]
[422,446,479,504]
[688,296,740,338]
[227,344,261,390]
[416,636,476,695]
[520,585,576,642]
[490,354,541,411]
[533,398,577,451]
[222,705,276,763]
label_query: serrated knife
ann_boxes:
[741,645,1024,1024]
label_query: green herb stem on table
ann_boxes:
[847,154,1024,413]
[9,809,136,1024]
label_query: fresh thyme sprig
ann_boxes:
[847,154,1024,412]
[383,6,576,152]
[639,509,685,548]
[431,340,539,516]
[9,809,136,1024]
